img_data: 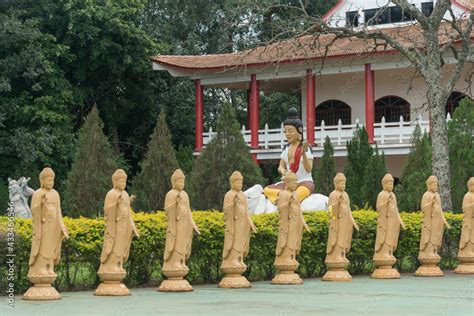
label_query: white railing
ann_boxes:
[203,114,452,149]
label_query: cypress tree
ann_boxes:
[64,106,119,217]
[189,103,266,210]
[344,126,373,208]
[448,98,474,213]
[395,124,432,212]
[314,136,336,196]
[362,146,387,209]
[132,112,179,212]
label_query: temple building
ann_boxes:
[151,0,473,178]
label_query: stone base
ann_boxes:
[158,279,193,292]
[371,268,400,279]
[94,282,131,296]
[23,285,61,300]
[415,265,444,277]
[322,269,352,282]
[454,264,474,274]
[271,272,303,285]
[218,275,251,288]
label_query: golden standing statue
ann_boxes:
[454,177,474,274]
[415,175,451,277]
[371,173,406,279]
[219,171,257,288]
[159,169,200,292]
[95,169,139,296]
[23,168,69,300]
[322,173,359,282]
[271,172,310,285]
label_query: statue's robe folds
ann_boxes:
[274,190,306,265]
[419,191,447,258]
[99,189,136,272]
[374,191,404,259]
[28,188,66,276]
[459,192,474,256]
[222,190,253,266]
[326,190,356,262]
[163,189,196,270]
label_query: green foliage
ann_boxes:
[176,145,195,176]
[63,106,119,217]
[396,124,432,212]
[344,126,374,208]
[362,147,387,209]
[0,13,75,189]
[448,98,474,213]
[314,136,336,196]
[189,103,266,210]
[0,209,463,294]
[132,112,179,212]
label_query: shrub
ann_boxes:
[63,106,119,217]
[132,112,179,212]
[0,209,463,294]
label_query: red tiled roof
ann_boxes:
[151,21,473,71]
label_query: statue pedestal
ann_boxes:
[219,265,250,288]
[322,260,352,282]
[371,257,400,279]
[158,267,193,292]
[415,256,444,277]
[454,255,474,274]
[23,274,61,300]
[94,271,130,296]
[272,262,303,285]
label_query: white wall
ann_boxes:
[311,65,473,125]
[327,0,470,28]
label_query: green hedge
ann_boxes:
[0,210,463,294]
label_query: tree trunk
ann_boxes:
[428,87,453,211]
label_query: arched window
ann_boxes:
[316,100,351,126]
[375,96,410,123]
[446,91,471,116]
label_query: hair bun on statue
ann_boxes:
[283,107,304,136]
[287,107,300,119]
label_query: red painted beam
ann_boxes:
[249,74,260,150]
[195,79,204,151]
[306,69,316,146]
[364,64,375,144]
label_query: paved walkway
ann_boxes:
[3,272,473,316]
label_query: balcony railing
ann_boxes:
[203,114,453,149]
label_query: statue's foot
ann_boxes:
[219,275,251,288]
[415,265,444,277]
[23,285,61,300]
[322,269,352,282]
[158,279,193,292]
[94,282,131,296]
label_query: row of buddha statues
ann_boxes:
[22,167,474,300]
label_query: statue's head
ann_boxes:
[334,173,346,191]
[229,171,243,191]
[7,178,20,195]
[283,107,303,145]
[112,169,127,191]
[468,177,474,192]
[426,175,438,192]
[39,167,55,190]
[382,173,394,192]
[171,169,185,191]
[284,172,298,191]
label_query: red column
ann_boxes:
[195,79,204,151]
[364,64,375,143]
[249,74,260,149]
[306,69,316,146]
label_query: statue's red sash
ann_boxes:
[290,144,302,173]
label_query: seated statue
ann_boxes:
[263,107,314,204]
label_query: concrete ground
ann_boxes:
[2,272,473,316]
